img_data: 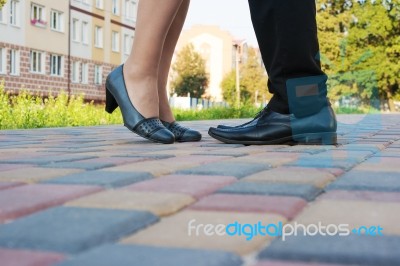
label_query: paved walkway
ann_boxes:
[0,114,400,266]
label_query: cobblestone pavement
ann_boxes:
[0,114,400,266]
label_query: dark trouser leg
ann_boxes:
[248,0,328,117]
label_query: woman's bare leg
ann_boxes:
[123,0,184,118]
[158,0,190,122]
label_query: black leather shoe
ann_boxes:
[208,105,337,145]
[162,121,202,142]
[217,108,268,129]
[105,65,175,144]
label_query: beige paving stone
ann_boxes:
[242,167,336,188]
[294,199,400,235]
[66,190,195,217]
[122,210,286,255]
[0,167,84,183]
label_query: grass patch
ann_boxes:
[0,82,376,130]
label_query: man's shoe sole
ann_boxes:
[208,130,337,145]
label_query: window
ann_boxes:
[31,3,46,27]
[124,34,133,55]
[81,21,89,44]
[10,0,19,26]
[81,63,89,84]
[50,54,63,76]
[125,0,137,20]
[72,61,80,83]
[72,19,80,42]
[112,0,119,15]
[30,50,45,74]
[82,0,90,4]
[0,5,6,24]
[94,26,103,48]
[95,0,103,9]
[10,49,20,75]
[112,31,120,52]
[94,65,102,85]
[0,48,6,74]
[50,10,64,32]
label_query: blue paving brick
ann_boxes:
[218,182,321,201]
[258,234,400,266]
[177,162,270,178]
[44,171,153,188]
[285,156,361,170]
[327,170,400,192]
[57,244,242,266]
[0,207,158,254]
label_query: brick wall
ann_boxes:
[0,42,116,102]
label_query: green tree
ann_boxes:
[0,0,6,8]
[170,44,209,98]
[317,0,400,111]
[221,47,269,106]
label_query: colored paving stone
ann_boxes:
[0,167,83,183]
[226,152,300,167]
[294,199,400,235]
[285,156,361,170]
[189,194,306,219]
[105,155,229,177]
[319,190,400,202]
[122,210,285,255]
[218,182,322,201]
[242,167,336,188]
[44,171,152,188]
[177,162,270,178]
[353,157,400,172]
[327,170,400,192]
[1,155,98,165]
[67,190,195,216]
[124,174,237,199]
[0,164,34,172]
[253,261,346,266]
[0,181,24,191]
[0,249,65,266]
[57,244,242,266]
[258,234,400,265]
[0,207,158,254]
[0,184,102,222]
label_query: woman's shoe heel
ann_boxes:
[105,88,119,114]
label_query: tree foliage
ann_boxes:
[317,0,400,110]
[221,48,269,106]
[0,0,6,8]
[170,44,209,98]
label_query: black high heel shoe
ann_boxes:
[161,121,202,142]
[105,65,175,144]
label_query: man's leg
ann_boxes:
[248,0,328,117]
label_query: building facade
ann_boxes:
[173,25,248,102]
[0,0,137,101]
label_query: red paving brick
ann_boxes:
[189,194,307,219]
[123,174,237,199]
[0,248,64,266]
[0,184,102,222]
[0,182,25,191]
[320,190,400,202]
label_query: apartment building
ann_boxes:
[0,0,137,101]
[173,25,249,102]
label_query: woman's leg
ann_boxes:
[158,0,190,123]
[123,0,184,118]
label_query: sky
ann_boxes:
[183,0,258,47]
